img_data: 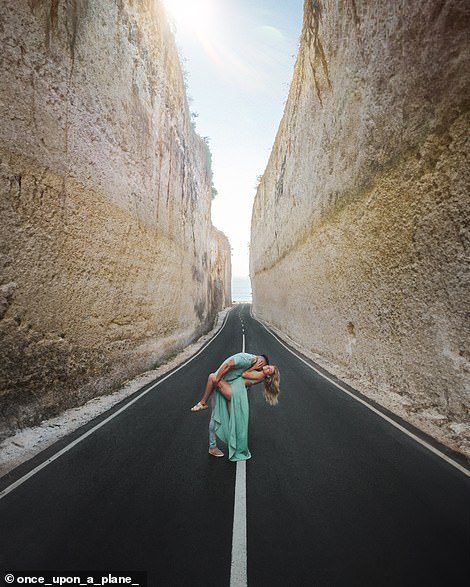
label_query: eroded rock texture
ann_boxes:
[0,0,231,437]
[250,0,469,453]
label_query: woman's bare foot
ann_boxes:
[209,447,224,457]
[191,401,208,412]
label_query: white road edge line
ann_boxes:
[251,309,470,478]
[0,311,232,500]
[230,313,248,587]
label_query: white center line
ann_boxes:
[229,318,248,586]
[230,460,247,587]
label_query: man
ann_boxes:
[191,352,269,457]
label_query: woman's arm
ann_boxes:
[242,369,265,381]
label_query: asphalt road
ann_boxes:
[1,305,469,586]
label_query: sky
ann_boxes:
[162,0,304,277]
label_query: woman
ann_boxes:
[191,353,268,413]
[218,364,280,408]
[211,364,280,461]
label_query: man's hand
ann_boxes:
[253,356,266,370]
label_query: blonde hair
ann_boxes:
[263,366,280,406]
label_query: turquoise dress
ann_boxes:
[213,353,255,461]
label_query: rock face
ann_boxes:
[251,0,469,453]
[0,0,231,437]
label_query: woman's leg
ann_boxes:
[217,380,232,415]
[191,373,217,411]
[192,374,232,412]
[201,373,218,404]
[200,374,233,403]
[216,379,233,401]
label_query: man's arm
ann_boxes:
[242,369,265,381]
[214,358,236,384]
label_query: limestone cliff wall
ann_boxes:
[250,0,469,453]
[0,0,231,437]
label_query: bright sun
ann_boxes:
[163,0,215,38]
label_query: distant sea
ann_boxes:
[232,276,252,303]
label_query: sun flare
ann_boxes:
[164,0,215,38]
